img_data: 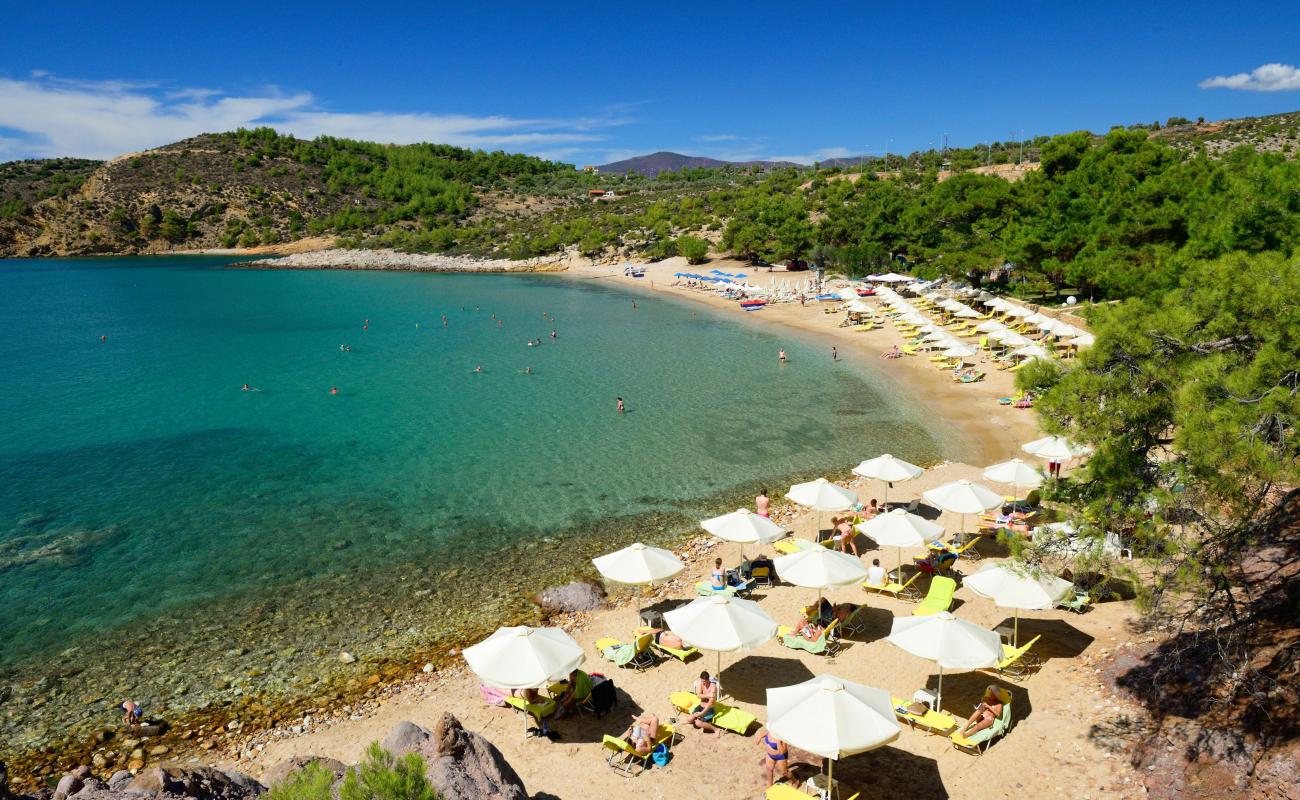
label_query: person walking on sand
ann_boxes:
[756,489,770,518]
[758,727,789,786]
[778,349,787,364]
[616,397,625,414]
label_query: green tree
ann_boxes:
[677,235,709,264]
[340,743,438,800]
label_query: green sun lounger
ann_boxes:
[913,576,957,616]
[951,687,1012,754]
[596,631,656,669]
[602,722,679,776]
[669,691,756,735]
[777,618,841,656]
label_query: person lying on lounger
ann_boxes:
[957,685,1004,738]
[621,711,660,755]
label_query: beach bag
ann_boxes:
[651,743,671,767]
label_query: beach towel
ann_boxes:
[479,684,508,707]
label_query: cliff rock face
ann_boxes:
[7,764,265,800]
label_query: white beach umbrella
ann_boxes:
[954,307,982,319]
[1006,305,1035,318]
[1012,344,1054,360]
[981,458,1045,503]
[1036,317,1064,333]
[922,479,1004,535]
[1024,312,1051,325]
[982,298,1004,308]
[766,676,900,790]
[463,626,585,690]
[1032,521,1126,560]
[1022,435,1087,462]
[975,319,1008,333]
[856,508,944,579]
[938,299,963,311]
[852,454,924,508]
[846,299,874,314]
[964,561,1073,646]
[887,612,1001,713]
[773,547,870,596]
[701,508,787,546]
[991,330,1033,347]
[941,342,978,359]
[1070,333,1096,347]
[922,330,953,343]
[592,542,684,585]
[664,595,777,691]
[786,478,858,511]
[786,478,858,538]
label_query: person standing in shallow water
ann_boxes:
[832,346,838,361]
[778,349,787,363]
[616,397,625,414]
[756,489,770,518]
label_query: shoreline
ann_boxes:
[5,253,1052,789]
[562,256,1044,465]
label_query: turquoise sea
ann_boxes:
[0,256,967,757]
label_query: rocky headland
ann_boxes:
[236,249,566,273]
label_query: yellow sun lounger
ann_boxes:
[602,722,679,776]
[767,786,860,800]
[669,691,757,735]
[913,576,957,616]
[983,634,1042,680]
[771,537,825,555]
[634,627,699,662]
[503,695,556,740]
[892,696,957,735]
[862,571,921,600]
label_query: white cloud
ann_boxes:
[695,134,740,142]
[1199,62,1300,92]
[0,73,624,160]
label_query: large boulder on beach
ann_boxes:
[382,715,526,800]
[124,766,264,799]
[532,581,605,614]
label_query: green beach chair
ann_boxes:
[913,576,957,616]
[602,722,679,776]
[1056,589,1093,614]
[640,629,698,662]
[951,687,1013,754]
[596,631,656,670]
[502,694,556,740]
[777,619,841,656]
[984,634,1042,680]
[695,579,751,597]
[669,691,757,735]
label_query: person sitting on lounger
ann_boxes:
[554,668,592,719]
[832,602,859,624]
[866,558,888,587]
[621,711,660,755]
[882,344,901,358]
[793,612,825,641]
[758,727,789,786]
[684,671,721,733]
[914,550,957,575]
[958,685,1005,739]
[710,558,727,591]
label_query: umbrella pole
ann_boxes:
[828,757,835,800]
[936,665,944,715]
[1014,609,1020,649]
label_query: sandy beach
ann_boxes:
[209,260,1144,799]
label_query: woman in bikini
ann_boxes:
[958,685,1005,738]
[758,727,789,786]
[710,557,727,591]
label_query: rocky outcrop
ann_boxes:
[532,581,606,615]
[19,765,264,800]
[240,249,560,273]
[404,716,527,800]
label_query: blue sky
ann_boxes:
[0,1,1296,164]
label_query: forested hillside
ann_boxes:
[2,115,1298,307]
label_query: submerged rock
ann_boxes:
[532,581,606,614]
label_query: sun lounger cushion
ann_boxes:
[891,696,956,733]
[669,691,756,735]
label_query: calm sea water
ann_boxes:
[0,256,965,752]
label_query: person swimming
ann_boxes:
[474,366,482,373]
[616,397,625,413]
[329,387,339,395]
[551,329,557,339]
[521,366,533,374]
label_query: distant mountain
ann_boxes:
[596,151,800,176]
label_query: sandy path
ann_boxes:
[220,270,1142,799]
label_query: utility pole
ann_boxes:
[1018,130,1025,165]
